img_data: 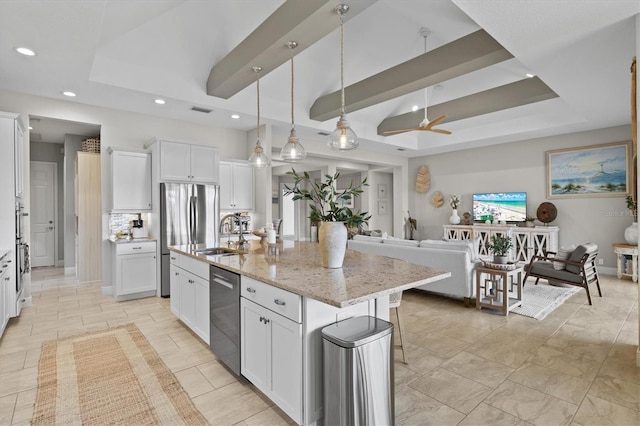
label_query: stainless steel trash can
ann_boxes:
[322,316,394,426]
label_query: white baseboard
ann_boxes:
[101,285,112,296]
[597,266,616,276]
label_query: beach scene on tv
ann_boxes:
[473,192,527,222]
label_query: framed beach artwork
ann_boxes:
[546,141,632,198]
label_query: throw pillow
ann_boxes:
[552,246,574,270]
[566,243,597,274]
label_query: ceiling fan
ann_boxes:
[384,29,452,136]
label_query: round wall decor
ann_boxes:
[536,202,557,223]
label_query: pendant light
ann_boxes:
[248,66,270,168]
[327,4,358,151]
[280,41,306,162]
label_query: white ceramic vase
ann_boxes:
[318,221,348,268]
[624,222,638,245]
[449,209,461,225]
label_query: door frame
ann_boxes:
[280,183,299,240]
[30,160,59,267]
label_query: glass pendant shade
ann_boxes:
[327,113,358,151]
[281,127,306,161]
[329,5,358,151]
[248,138,270,168]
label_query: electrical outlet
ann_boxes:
[598,258,604,265]
[336,312,353,322]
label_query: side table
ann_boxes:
[612,243,638,282]
[476,266,523,316]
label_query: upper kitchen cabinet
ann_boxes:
[109,148,152,212]
[147,139,219,184]
[220,160,254,211]
[0,112,24,199]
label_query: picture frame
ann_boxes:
[378,200,387,215]
[546,141,632,199]
[336,192,354,208]
[377,184,387,199]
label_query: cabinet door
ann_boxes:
[219,161,234,210]
[0,270,7,337]
[193,274,210,344]
[117,252,157,296]
[240,298,268,390]
[232,162,254,211]
[160,141,191,181]
[169,265,181,316]
[190,144,219,183]
[112,151,152,211]
[269,313,302,424]
[14,122,24,197]
[179,271,196,328]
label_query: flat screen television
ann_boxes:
[472,192,527,222]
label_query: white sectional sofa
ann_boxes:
[348,235,482,305]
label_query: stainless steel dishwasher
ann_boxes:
[209,265,241,376]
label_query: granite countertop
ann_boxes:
[109,237,157,244]
[170,241,451,308]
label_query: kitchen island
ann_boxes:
[169,240,450,425]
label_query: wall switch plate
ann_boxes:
[598,258,604,265]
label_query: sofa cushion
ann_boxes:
[553,246,574,270]
[566,243,597,274]
[420,239,476,260]
[382,238,420,247]
[352,235,385,243]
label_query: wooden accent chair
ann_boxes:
[523,243,602,305]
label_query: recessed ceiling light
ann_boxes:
[526,73,535,78]
[16,47,35,56]
[154,99,166,105]
[62,91,76,97]
[412,105,419,112]
[231,114,240,119]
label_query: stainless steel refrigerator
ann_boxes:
[160,182,220,297]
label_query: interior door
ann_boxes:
[280,184,297,240]
[30,161,56,267]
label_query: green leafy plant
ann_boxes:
[284,169,371,229]
[486,234,513,256]
[626,195,637,220]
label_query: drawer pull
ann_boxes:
[274,299,286,306]
[246,287,256,293]
[170,256,176,260]
[132,247,142,250]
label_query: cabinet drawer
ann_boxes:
[169,252,180,265]
[116,241,156,255]
[242,276,301,323]
[180,254,209,280]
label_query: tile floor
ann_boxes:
[0,267,638,425]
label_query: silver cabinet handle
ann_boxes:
[246,287,256,293]
[132,247,142,250]
[170,256,176,260]
[274,299,285,306]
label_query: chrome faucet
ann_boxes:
[219,213,248,248]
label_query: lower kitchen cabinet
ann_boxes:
[112,241,157,301]
[169,252,210,344]
[0,253,10,337]
[240,297,302,424]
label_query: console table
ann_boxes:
[612,243,638,282]
[443,224,559,264]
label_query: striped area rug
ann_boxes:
[511,283,580,320]
[32,323,206,425]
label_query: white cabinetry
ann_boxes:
[169,251,210,344]
[0,252,11,337]
[151,139,219,184]
[14,122,24,198]
[110,148,152,211]
[443,225,559,263]
[112,241,157,300]
[240,277,302,424]
[220,160,254,211]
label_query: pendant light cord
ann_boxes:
[340,13,345,116]
[256,73,260,141]
[290,49,295,127]
[423,33,428,122]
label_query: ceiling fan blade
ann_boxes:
[383,127,420,135]
[429,128,452,135]
[426,114,447,127]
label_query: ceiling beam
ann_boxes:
[377,77,558,135]
[310,29,514,122]
[206,0,376,99]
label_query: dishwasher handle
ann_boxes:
[212,276,234,290]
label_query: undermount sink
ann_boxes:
[194,247,238,257]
